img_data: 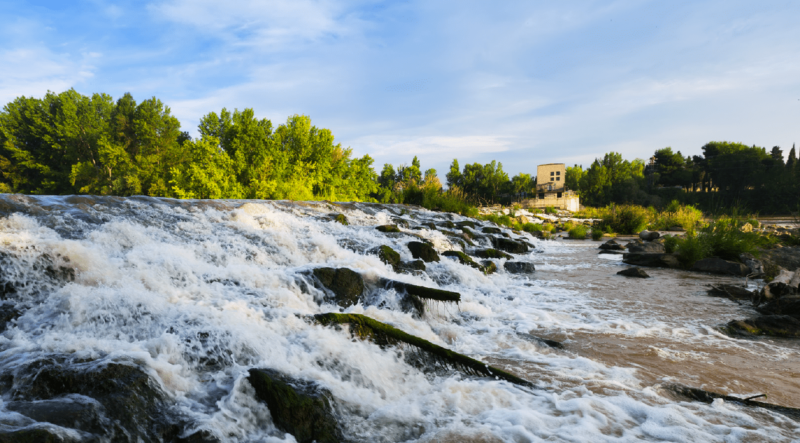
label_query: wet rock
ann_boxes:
[707,284,753,300]
[757,296,800,319]
[481,227,502,234]
[330,213,348,226]
[392,218,410,228]
[442,251,481,270]
[759,247,800,278]
[0,304,20,332]
[739,253,764,277]
[380,279,461,303]
[375,224,401,233]
[407,241,440,262]
[639,230,660,241]
[455,221,476,229]
[398,260,426,274]
[247,369,342,443]
[626,242,665,254]
[311,267,365,307]
[617,268,650,278]
[503,262,536,274]
[369,245,401,271]
[516,332,564,349]
[0,428,75,443]
[480,260,497,275]
[473,249,512,260]
[757,281,796,304]
[723,315,800,338]
[690,257,749,276]
[420,222,436,230]
[436,221,455,229]
[598,239,625,251]
[491,237,529,254]
[622,253,680,269]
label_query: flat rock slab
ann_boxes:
[599,239,625,251]
[491,237,530,254]
[690,257,749,276]
[626,242,665,254]
[617,267,650,278]
[474,249,513,260]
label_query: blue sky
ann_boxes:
[2,0,799,177]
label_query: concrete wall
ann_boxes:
[536,163,565,190]
[521,194,580,212]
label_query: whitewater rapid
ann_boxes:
[0,195,797,442]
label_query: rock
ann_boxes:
[626,242,666,254]
[482,227,502,234]
[392,218,410,228]
[380,279,461,303]
[369,245,401,270]
[690,257,749,276]
[0,304,19,332]
[0,428,72,443]
[739,253,764,277]
[491,237,529,254]
[516,332,564,349]
[599,239,625,251]
[617,268,650,278]
[759,247,800,279]
[480,260,497,275]
[758,281,796,304]
[407,241,440,262]
[707,284,753,300]
[639,230,660,241]
[503,262,536,274]
[247,369,342,443]
[311,267,365,307]
[516,215,530,224]
[437,221,455,229]
[757,296,800,319]
[398,260,426,274]
[330,213,348,226]
[723,315,800,338]
[420,222,436,230]
[473,249,513,260]
[442,251,481,270]
[375,224,401,233]
[622,253,680,269]
[455,221,476,229]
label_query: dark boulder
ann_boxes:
[758,281,797,304]
[375,225,401,233]
[503,262,536,274]
[707,284,753,300]
[311,268,365,307]
[622,253,680,269]
[442,251,481,270]
[617,267,650,278]
[474,249,512,260]
[0,428,73,443]
[723,315,800,338]
[480,260,497,275]
[0,305,19,332]
[456,221,476,229]
[756,296,800,319]
[516,332,564,349]
[398,260,426,273]
[380,279,461,303]
[420,222,436,230]
[491,237,529,254]
[247,369,342,443]
[626,242,665,254]
[369,245,401,271]
[639,230,660,241]
[598,240,625,251]
[407,242,439,262]
[690,257,749,276]
[330,213,348,226]
[482,227,502,234]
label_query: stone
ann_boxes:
[758,281,796,303]
[723,315,800,338]
[375,224,401,233]
[622,253,681,269]
[626,242,665,254]
[617,267,650,278]
[516,215,530,224]
[707,284,753,300]
[369,245,401,270]
[740,222,754,233]
[455,221,476,229]
[516,332,564,349]
[437,221,455,229]
[739,253,764,277]
[491,237,529,254]
[480,260,497,275]
[311,267,365,307]
[639,230,660,241]
[0,305,19,332]
[407,241,440,262]
[599,239,625,251]
[442,251,481,270]
[420,222,436,230]
[690,257,749,276]
[380,279,461,303]
[757,296,800,319]
[248,369,342,443]
[473,249,513,260]
[398,260,426,274]
[503,262,536,274]
[482,227,502,234]
[0,429,71,443]
[330,213,348,226]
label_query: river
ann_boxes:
[0,195,798,442]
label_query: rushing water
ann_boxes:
[0,195,798,442]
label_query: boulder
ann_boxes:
[599,239,625,251]
[330,213,348,226]
[758,281,796,303]
[248,369,342,443]
[690,257,749,276]
[639,230,660,241]
[473,249,513,260]
[369,245,401,270]
[398,260,426,274]
[756,296,800,319]
[380,279,461,303]
[407,241,440,262]
[516,332,564,349]
[617,268,650,278]
[626,242,666,254]
[739,253,764,277]
[723,315,800,338]
[0,304,19,332]
[0,429,72,443]
[707,284,753,300]
[375,224,401,233]
[442,251,481,270]
[622,253,680,269]
[455,221,476,229]
[480,260,497,275]
[311,267,365,307]
[491,237,530,254]
[437,221,455,229]
[420,222,436,230]
[482,227,502,234]
[516,215,530,224]
[503,262,536,274]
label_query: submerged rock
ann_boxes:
[0,304,20,332]
[442,251,481,270]
[398,260,427,274]
[375,224,401,233]
[369,245,401,270]
[480,260,497,275]
[516,332,564,349]
[455,221,476,229]
[622,253,680,269]
[330,213,348,226]
[407,241,440,262]
[311,268,365,307]
[723,315,800,338]
[690,257,749,276]
[503,262,535,274]
[380,279,461,303]
[247,369,342,443]
[757,296,800,319]
[706,284,753,300]
[617,267,650,278]
[626,242,665,254]
[474,249,513,260]
[491,237,529,254]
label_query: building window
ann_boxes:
[556,171,561,176]
[550,177,554,181]
[538,193,545,199]
[556,177,560,181]
[550,171,554,176]
[557,192,562,198]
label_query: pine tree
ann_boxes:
[787,144,797,171]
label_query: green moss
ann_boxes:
[373,245,401,269]
[456,221,476,229]
[382,279,460,303]
[480,260,497,275]
[474,249,512,260]
[442,251,481,271]
[332,213,348,226]
[376,224,401,233]
[314,313,533,387]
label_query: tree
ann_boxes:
[446,159,462,189]
[565,164,585,192]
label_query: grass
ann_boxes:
[671,216,779,267]
[662,234,679,253]
[568,225,588,239]
[544,206,558,215]
[399,185,479,217]
[597,204,649,235]
[591,229,604,240]
[647,201,704,231]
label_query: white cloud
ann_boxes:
[0,47,95,106]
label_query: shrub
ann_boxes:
[700,217,768,260]
[662,234,679,253]
[545,206,558,215]
[521,223,543,233]
[599,205,649,235]
[401,185,478,217]
[568,225,588,239]
[562,221,576,231]
[676,232,710,267]
[542,223,555,232]
[591,229,604,240]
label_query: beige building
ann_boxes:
[522,163,580,212]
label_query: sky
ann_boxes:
[1,0,799,178]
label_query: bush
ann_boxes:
[542,223,555,232]
[521,223,543,233]
[401,185,478,217]
[676,232,710,267]
[568,225,588,239]
[545,206,558,215]
[562,221,575,231]
[591,228,604,240]
[648,203,704,231]
[662,234,679,253]
[598,205,649,235]
[700,217,769,260]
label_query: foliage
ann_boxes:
[521,223,543,233]
[544,206,557,214]
[676,232,711,267]
[591,228,604,240]
[647,201,704,231]
[662,234,679,253]
[568,225,588,239]
[597,204,649,234]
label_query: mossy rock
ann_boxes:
[491,237,529,254]
[380,279,460,303]
[248,369,342,443]
[369,245,401,270]
[0,429,68,443]
[407,241,440,262]
[311,268,365,307]
[398,260,426,273]
[722,315,800,338]
[331,213,348,226]
[376,225,401,233]
[437,221,455,229]
[482,227,502,234]
[442,251,482,271]
[314,313,533,387]
[420,222,436,230]
[456,221,476,229]
[480,260,497,275]
[473,249,512,260]
[503,262,536,274]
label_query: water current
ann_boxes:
[0,195,798,442]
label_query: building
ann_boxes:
[521,163,580,212]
